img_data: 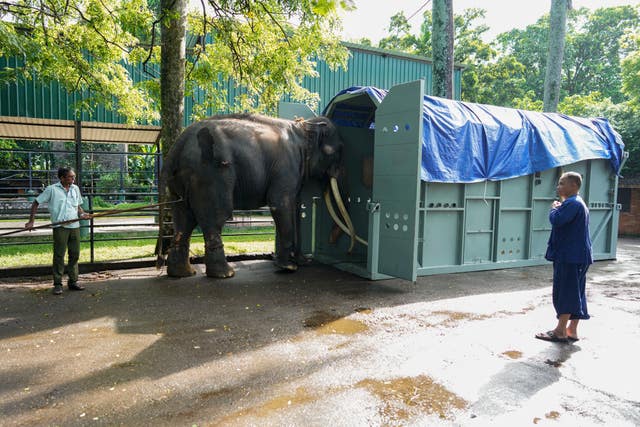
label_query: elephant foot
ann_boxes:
[205,247,235,279]
[294,253,313,266]
[167,247,196,277]
[167,263,197,278]
[274,257,298,272]
[206,265,235,279]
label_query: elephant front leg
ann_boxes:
[167,231,196,277]
[203,228,235,278]
[270,204,297,271]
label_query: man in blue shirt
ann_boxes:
[25,167,92,295]
[536,171,593,343]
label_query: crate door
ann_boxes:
[372,80,424,281]
[277,102,316,120]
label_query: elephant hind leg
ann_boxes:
[167,203,197,278]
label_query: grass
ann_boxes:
[0,227,275,268]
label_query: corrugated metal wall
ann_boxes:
[0,43,462,126]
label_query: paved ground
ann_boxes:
[1,238,639,426]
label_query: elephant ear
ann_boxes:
[314,122,337,155]
[197,127,215,164]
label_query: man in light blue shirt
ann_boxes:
[25,167,92,295]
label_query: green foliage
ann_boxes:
[378,13,418,53]
[1,0,158,123]
[512,92,544,111]
[496,6,639,103]
[127,144,157,187]
[377,8,494,101]
[1,0,353,121]
[0,140,53,176]
[183,0,352,117]
[621,33,640,108]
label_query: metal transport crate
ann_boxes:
[281,80,625,281]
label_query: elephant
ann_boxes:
[162,113,357,278]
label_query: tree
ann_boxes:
[1,0,354,258]
[378,12,417,52]
[621,33,640,107]
[377,8,495,101]
[156,0,187,255]
[496,6,639,103]
[543,0,570,112]
[432,0,454,98]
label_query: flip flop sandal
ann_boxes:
[567,335,580,342]
[535,330,568,343]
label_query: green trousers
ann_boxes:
[52,227,80,285]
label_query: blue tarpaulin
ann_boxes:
[324,86,625,183]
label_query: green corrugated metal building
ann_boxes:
[0,42,461,124]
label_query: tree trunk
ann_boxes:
[543,0,570,112]
[156,0,187,262]
[432,0,454,98]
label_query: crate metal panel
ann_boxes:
[371,80,424,281]
[423,211,462,267]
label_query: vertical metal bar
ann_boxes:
[311,197,317,255]
[460,184,467,265]
[89,195,95,263]
[492,181,501,262]
[528,173,534,259]
[74,120,82,189]
[28,152,33,189]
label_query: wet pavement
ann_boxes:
[1,238,639,426]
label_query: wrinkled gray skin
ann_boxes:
[163,113,344,278]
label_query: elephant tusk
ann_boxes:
[330,177,356,252]
[323,190,368,246]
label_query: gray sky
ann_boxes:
[339,0,640,43]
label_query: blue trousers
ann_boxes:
[552,262,590,320]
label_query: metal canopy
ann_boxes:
[0,116,160,144]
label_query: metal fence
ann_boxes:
[0,139,274,270]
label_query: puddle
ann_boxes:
[304,311,341,328]
[317,318,368,335]
[356,375,467,422]
[534,410,561,424]
[546,410,560,419]
[501,350,523,359]
[304,310,368,335]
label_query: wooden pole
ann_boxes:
[0,200,182,237]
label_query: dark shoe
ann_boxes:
[68,282,85,291]
[52,284,63,295]
[535,330,568,343]
[567,335,580,342]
